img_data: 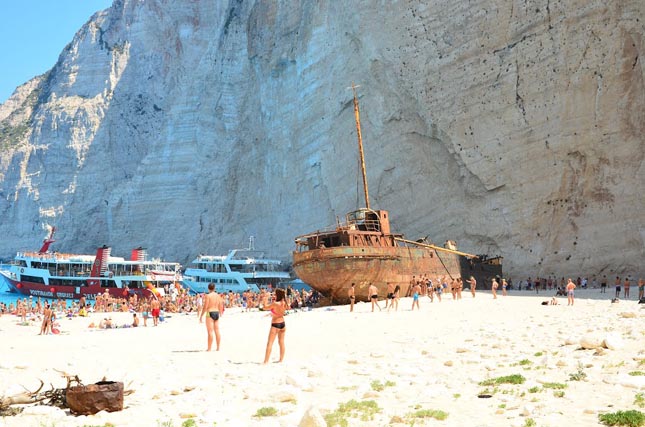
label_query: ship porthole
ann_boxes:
[20,268,24,273]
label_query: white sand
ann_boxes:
[0,289,643,427]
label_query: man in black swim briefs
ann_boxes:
[199,283,224,351]
[348,283,356,312]
[368,283,381,312]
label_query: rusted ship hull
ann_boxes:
[293,246,502,304]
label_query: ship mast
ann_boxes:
[351,83,370,210]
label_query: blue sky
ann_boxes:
[0,0,113,104]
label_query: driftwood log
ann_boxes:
[0,380,67,414]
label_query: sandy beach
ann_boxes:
[0,289,643,427]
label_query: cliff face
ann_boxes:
[0,0,643,279]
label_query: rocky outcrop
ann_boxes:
[0,0,643,280]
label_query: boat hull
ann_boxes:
[1,271,155,300]
[293,246,502,304]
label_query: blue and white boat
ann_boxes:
[182,237,290,294]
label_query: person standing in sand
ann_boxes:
[614,276,621,299]
[466,276,476,298]
[637,278,644,301]
[199,283,224,351]
[491,278,498,299]
[566,278,576,305]
[391,284,400,311]
[348,283,356,312]
[435,277,443,302]
[39,303,52,335]
[151,298,161,326]
[623,277,631,299]
[411,282,421,310]
[263,288,288,364]
[141,301,149,327]
[368,283,381,312]
[385,282,395,310]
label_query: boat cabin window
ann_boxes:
[49,278,86,287]
[199,263,224,273]
[229,264,267,273]
[20,274,46,284]
[100,279,118,288]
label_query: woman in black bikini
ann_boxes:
[263,288,287,364]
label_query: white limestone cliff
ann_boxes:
[0,0,643,280]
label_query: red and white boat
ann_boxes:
[0,228,182,300]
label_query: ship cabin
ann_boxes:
[294,208,404,251]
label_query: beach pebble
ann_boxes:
[564,336,577,345]
[615,375,645,389]
[307,369,323,378]
[483,361,497,371]
[594,348,606,356]
[580,335,603,349]
[273,389,299,403]
[299,406,326,427]
[444,360,453,367]
[521,405,534,417]
[602,333,624,350]
[619,312,636,318]
[286,374,313,392]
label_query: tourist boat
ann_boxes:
[292,85,503,304]
[0,228,182,300]
[182,236,291,294]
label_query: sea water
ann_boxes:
[0,276,72,309]
[0,284,23,307]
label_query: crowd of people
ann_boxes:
[511,275,644,301]
[354,273,644,311]
[0,284,320,332]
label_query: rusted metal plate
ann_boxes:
[66,381,124,415]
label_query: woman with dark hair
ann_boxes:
[263,288,287,364]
